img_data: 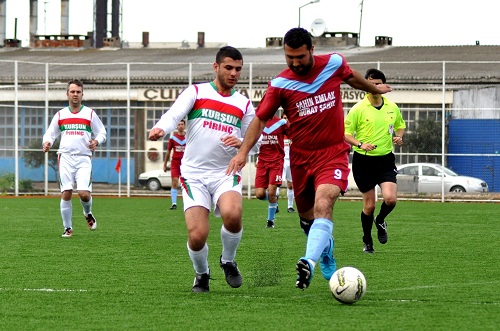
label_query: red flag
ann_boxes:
[115,157,122,173]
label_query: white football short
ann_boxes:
[282,159,293,183]
[180,173,242,217]
[58,153,93,192]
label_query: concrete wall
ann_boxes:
[453,87,500,119]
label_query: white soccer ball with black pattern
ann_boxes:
[329,266,367,304]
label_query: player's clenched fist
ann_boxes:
[42,141,51,152]
[149,128,165,141]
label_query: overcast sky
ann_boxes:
[5,0,500,48]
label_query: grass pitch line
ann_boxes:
[381,298,500,305]
[368,281,500,293]
[0,287,88,293]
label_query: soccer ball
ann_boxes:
[329,266,367,304]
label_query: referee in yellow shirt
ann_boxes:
[344,68,406,253]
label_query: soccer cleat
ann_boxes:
[85,214,97,230]
[319,237,336,280]
[220,256,242,288]
[295,258,314,289]
[375,218,388,244]
[363,242,375,254]
[170,204,177,210]
[62,228,73,238]
[266,220,275,228]
[287,207,296,213]
[192,271,210,292]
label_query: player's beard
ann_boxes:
[289,52,314,75]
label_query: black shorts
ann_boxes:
[352,152,397,193]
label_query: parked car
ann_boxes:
[138,169,172,191]
[397,163,488,193]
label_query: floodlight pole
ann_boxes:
[298,0,320,28]
[358,0,364,46]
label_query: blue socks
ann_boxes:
[305,218,333,263]
[268,202,277,221]
[171,188,178,204]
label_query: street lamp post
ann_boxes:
[298,0,320,28]
[358,0,364,46]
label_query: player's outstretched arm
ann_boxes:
[226,117,266,175]
[345,69,392,94]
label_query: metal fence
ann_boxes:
[0,59,499,202]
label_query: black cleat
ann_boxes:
[170,204,177,210]
[192,272,210,292]
[220,256,242,288]
[287,207,296,213]
[363,242,375,254]
[295,258,314,290]
[266,220,275,228]
[375,218,388,244]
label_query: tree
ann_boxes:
[24,139,60,178]
[404,118,445,163]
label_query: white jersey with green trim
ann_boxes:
[42,105,107,156]
[153,82,256,177]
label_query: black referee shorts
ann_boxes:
[352,151,397,193]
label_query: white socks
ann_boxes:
[220,226,242,263]
[80,197,92,216]
[60,199,72,229]
[187,242,209,275]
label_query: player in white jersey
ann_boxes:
[42,79,107,238]
[278,113,296,213]
[149,46,258,292]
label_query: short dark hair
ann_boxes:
[216,46,243,64]
[284,28,312,50]
[365,68,386,83]
[67,79,83,91]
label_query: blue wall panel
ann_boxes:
[0,158,134,186]
[448,119,500,192]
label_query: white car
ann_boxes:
[397,163,489,193]
[138,169,172,191]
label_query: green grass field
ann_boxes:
[1,197,499,330]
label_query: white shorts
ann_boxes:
[58,153,93,192]
[180,174,242,217]
[282,159,293,182]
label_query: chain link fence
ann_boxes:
[0,59,498,202]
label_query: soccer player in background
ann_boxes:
[42,79,107,238]
[227,28,392,290]
[254,115,288,228]
[163,119,186,210]
[344,68,406,253]
[149,46,259,292]
[280,113,296,213]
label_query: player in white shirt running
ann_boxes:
[149,46,258,293]
[277,113,296,213]
[42,79,106,238]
